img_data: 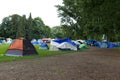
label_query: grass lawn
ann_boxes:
[0,44,80,62]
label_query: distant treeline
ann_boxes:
[0,13,51,40]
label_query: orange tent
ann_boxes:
[5,38,38,56]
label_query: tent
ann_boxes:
[49,40,60,51]
[0,40,2,43]
[31,39,38,44]
[37,39,44,44]
[93,41,101,47]
[58,42,77,50]
[50,38,77,51]
[79,44,88,49]
[53,37,76,46]
[6,38,12,44]
[5,38,38,56]
[100,41,116,48]
[39,42,49,49]
[116,42,120,47]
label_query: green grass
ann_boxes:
[0,44,9,54]
[3,44,120,62]
[0,44,80,62]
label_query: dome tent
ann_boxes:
[50,37,77,51]
[79,43,88,49]
[5,38,38,56]
[100,41,116,48]
[39,42,49,49]
[58,42,77,50]
[31,39,38,44]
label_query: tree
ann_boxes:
[26,13,33,40]
[16,15,26,38]
[0,14,52,39]
[51,26,65,38]
[0,14,23,38]
[33,17,51,38]
[56,0,120,41]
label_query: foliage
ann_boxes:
[0,13,51,39]
[56,0,120,41]
[51,26,65,38]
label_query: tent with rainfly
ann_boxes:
[5,38,38,56]
[50,37,77,51]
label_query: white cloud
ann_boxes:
[0,0,63,27]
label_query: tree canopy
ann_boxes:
[56,0,120,41]
[0,13,51,40]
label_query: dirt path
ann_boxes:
[0,47,120,80]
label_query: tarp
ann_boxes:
[53,37,76,46]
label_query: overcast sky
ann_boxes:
[0,0,63,27]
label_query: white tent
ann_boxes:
[49,40,60,51]
[57,42,77,50]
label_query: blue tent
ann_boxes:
[39,42,49,49]
[31,39,38,44]
[105,41,116,48]
[0,40,3,43]
[116,42,120,47]
[37,39,44,45]
[93,41,101,48]
[85,39,96,46]
[100,41,116,48]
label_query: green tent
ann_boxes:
[79,44,88,49]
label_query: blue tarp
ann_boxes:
[53,37,76,46]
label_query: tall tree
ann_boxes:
[16,15,26,38]
[33,17,51,38]
[26,13,33,40]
